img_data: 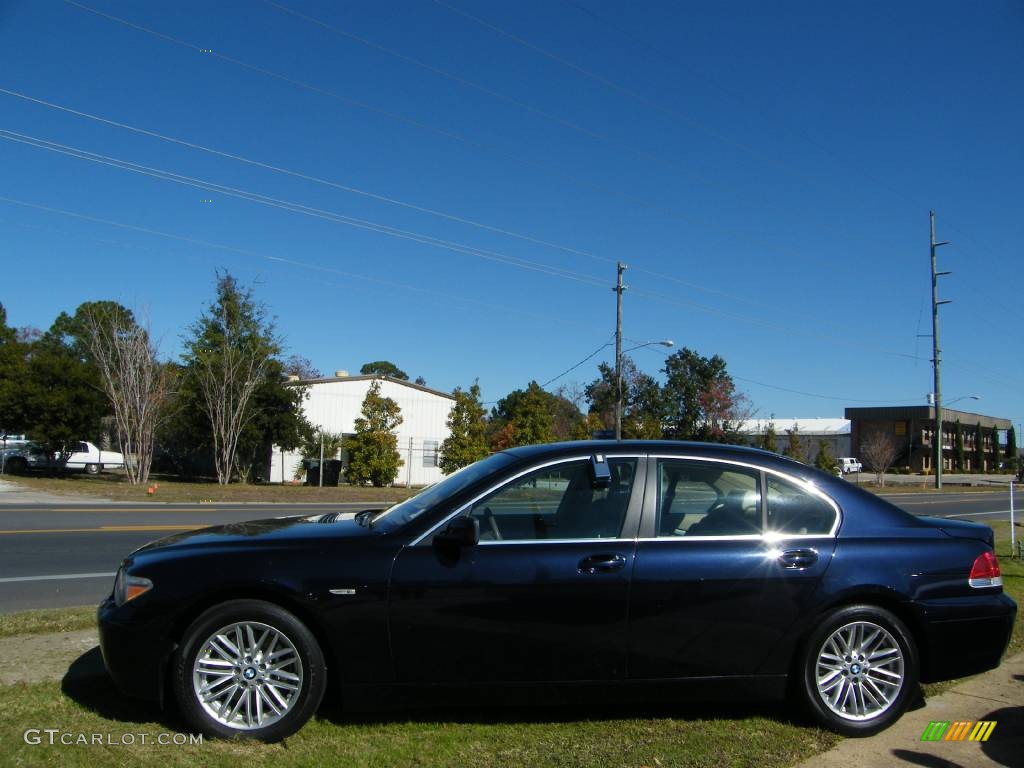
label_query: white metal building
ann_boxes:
[269,373,455,487]
[735,418,851,458]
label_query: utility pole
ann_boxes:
[930,211,951,489]
[613,261,627,441]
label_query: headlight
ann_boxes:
[113,567,153,606]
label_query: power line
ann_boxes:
[539,335,614,388]
[0,195,596,332]
[0,87,861,333]
[0,128,608,288]
[626,341,925,405]
[60,0,840,270]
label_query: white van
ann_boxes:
[64,441,125,475]
[837,457,862,474]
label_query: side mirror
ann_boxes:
[434,516,479,549]
[590,454,612,489]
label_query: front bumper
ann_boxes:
[916,592,1016,682]
[98,595,177,703]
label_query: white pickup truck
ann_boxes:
[64,441,125,475]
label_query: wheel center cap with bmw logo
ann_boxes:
[243,667,257,680]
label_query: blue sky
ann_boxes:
[2,0,1021,426]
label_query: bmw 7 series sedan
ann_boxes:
[98,441,1015,741]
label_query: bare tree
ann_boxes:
[194,313,268,485]
[861,430,899,486]
[83,309,174,485]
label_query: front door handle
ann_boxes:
[778,548,818,569]
[578,553,627,574]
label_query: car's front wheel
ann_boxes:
[172,599,326,741]
[85,463,101,475]
[797,604,918,736]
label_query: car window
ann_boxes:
[656,459,761,537]
[467,458,637,541]
[765,476,836,535]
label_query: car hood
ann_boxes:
[132,509,389,554]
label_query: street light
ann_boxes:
[615,340,674,440]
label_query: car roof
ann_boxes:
[500,439,805,469]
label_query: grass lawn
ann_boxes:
[1,473,418,504]
[0,672,841,768]
[0,606,96,638]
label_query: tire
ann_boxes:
[171,599,327,742]
[85,463,101,476]
[5,457,27,475]
[796,604,918,736]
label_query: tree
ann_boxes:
[814,440,838,474]
[761,420,778,452]
[662,347,745,442]
[439,382,489,473]
[346,381,403,486]
[862,429,899,486]
[1007,425,1017,467]
[954,420,965,472]
[283,354,321,380]
[584,357,665,439]
[784,423,806,463]
[974,422,985,473]
[81,305,175,484]
[359,361,408,380]
[0,304,28,437]
[992,426,1002,470]
[7,309,110,463]
[414,375,427,386]
[489,381,555,449]
[182,273,277,485]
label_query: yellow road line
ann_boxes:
[0,524,208,535]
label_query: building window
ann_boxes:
[423,440,438,468]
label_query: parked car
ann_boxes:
[0,440,124,475]
[837,457,863,474]
[0,442,54,473]
[99,440,1015,742]
[64,441,125,475]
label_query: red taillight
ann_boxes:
[969,551,1002,588]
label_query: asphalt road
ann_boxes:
[0,503,380,612]
[0,492,1019,612]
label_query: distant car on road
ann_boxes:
[100,440,1015,742]
[837,457,863,474]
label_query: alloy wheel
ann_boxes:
[814,620,905,721]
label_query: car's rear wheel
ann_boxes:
[798,604,918,736]
[172,599,326,742]
[85,463,101,475]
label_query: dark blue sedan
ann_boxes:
[98,441,1015,741]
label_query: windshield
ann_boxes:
[372,452,517,531]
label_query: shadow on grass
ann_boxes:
[60,647,187,731]
[61,645,815,733]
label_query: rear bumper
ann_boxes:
[98,596,176,703]
[916,592,1016,682]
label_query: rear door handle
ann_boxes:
[578,553,627,574]
[778,548,818,569]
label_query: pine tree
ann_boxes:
[974,422,985,473]
[761,421,778,452]
[992,426,1002,470]
[345,381,403,486]
[784,424,806,463]
[814,440,838,474]
[1007,425,1017,468]
[954,420,965,472]
[438,382,489,473]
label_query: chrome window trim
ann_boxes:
[649,453,842,539]
[408,454,643,546]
